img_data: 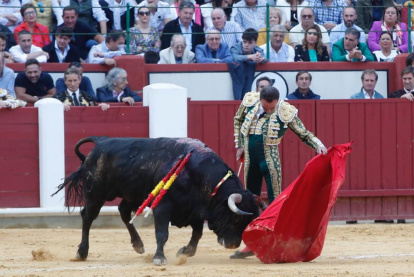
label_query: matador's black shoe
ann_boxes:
[230,250,254,259]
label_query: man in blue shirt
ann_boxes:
[195,30,233,63]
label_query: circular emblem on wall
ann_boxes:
[252,72,289,99]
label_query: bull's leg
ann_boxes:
[152,208,171,266]
[176,220,203,257]
[77,201,104,260]
[118,200,145,254]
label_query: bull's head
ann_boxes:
[207,190,259,249]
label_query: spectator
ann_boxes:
[355,0,394,34]
[330,7,366,49]
[201,0,235,31]
[208,8,242,48]
[195,30,233,63]
[136,0,172,32]
[170,0,202,27]
[15,58,55,103]
[57,0,108,34]
[55,62,95,100]
[9,30,48,63]
[160,1,205,53]
[22,0,62,31]
[294,24,329,62]
[158,34,195,64]
[42,26,81,63]
[0,23,17,51]
[368,6,408,53]
[129,6,161,55]
[0,0,22,32]
[96,67,142,105]
[0,34,15,63]
[99,0,135,32]
[233,0,267,31]
[255,76,272,92]
[88,30,126,65]
[14,3,50,48]
[256,7,288,46]
[287,71,320,99]
[289,8,331,54]
[308,0,346,31]
[332,27,374,62]
[390,66,414,100]
[260,25,294,62]
[406,53,414,66]
[54,6,105,60]
[144,50,160,63]
[277,0,309,30]
[0,87,26,109]
[350,69,384,99]
[372,31,400,62]
[54,67,109,111]
[0,52,16,97]
[230,28,266,63]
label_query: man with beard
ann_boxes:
[9,30,48,63]
[14,59,55,103]
[330,7,366,49]
[332,27,373,62]
[289,8,331,55]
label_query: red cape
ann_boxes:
[242,143,352,263]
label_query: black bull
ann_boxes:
[53,136,260,265]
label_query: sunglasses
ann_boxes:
[302,14,313,19]
[138,11,151,16]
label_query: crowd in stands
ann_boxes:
[2,0,414,105]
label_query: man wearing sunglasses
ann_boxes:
[289,8,331,55]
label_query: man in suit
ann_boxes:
[160,1,205,53]
[54,67,109,111]
[390,66,414,101]
[332,28,374,62]
[350,69,384,99]
[195,30,233,63]
[158,34,195,64]
[42,26,81,63]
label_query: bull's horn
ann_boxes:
[228,193,253,215]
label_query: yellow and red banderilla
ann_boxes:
[129,151,192,224]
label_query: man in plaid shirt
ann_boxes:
[308,0,347,31]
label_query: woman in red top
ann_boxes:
[14,3,51,48]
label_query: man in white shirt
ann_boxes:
[9,30,48,63]
[87,30,125,65]
[260,25,294,62]
[289,8,330,55]
[136,0,172,32]
[329,7,366,50]
[0,0,22,32]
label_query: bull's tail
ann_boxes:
[51,136,103,211]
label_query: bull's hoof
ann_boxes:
[132,242,145,254]
[153,257,167,266]
[76,251,88,261]
[176,246,195,257]
[230,250,254,259]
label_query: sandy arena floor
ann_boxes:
[1,223,414,277]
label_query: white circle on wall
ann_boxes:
[252,72,289,100]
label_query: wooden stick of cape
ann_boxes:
[129,155,185,224]
[144,151,193,218]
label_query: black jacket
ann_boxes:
[42,42,81,63]
[96,86,142,102]
[294,45,329,62]
[160,18,205,53]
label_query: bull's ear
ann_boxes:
[228,193,253,216]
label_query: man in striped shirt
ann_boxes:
[208,8,242,48]
[233,0,267,31]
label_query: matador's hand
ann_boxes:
[236,147,244,161]
[317,145,328,155]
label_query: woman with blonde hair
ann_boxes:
[294,24,329,62]
[257,7,288,46]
